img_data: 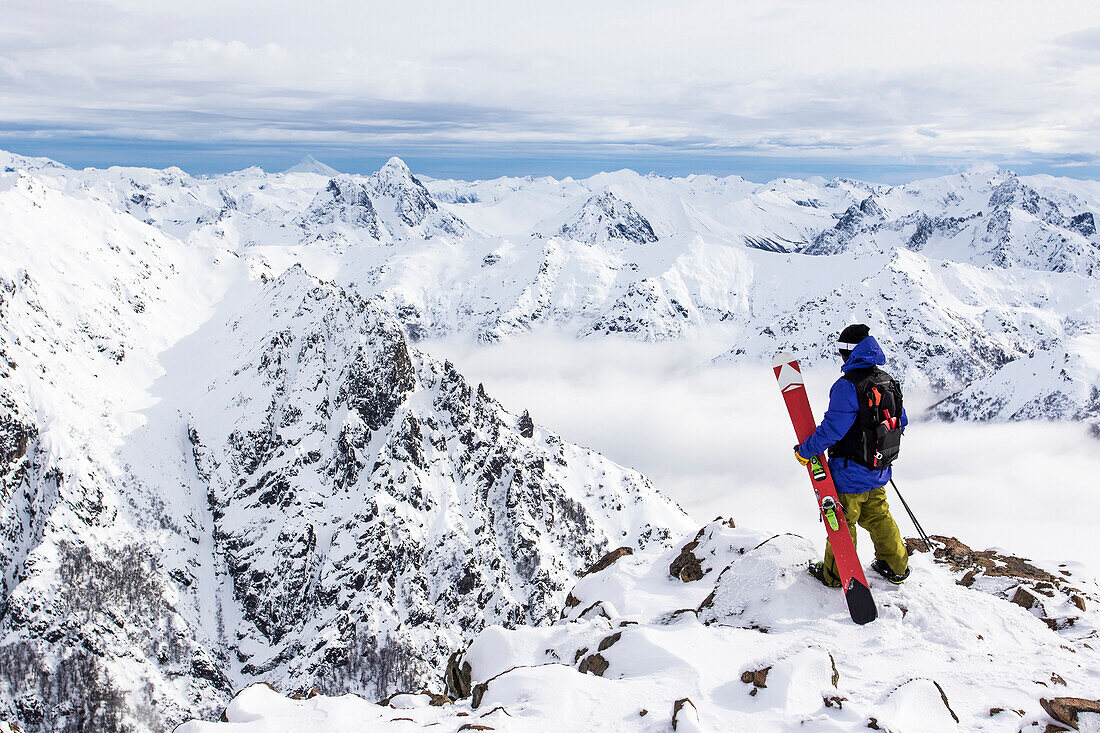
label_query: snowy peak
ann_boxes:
[800,167,1100,274]
[301,175,383,238]
[297,160,467,241]
[0,150,67,173]
[366,157,467,235]
[558,191,658,244]
[0,243,692,731]
[282,155,340,176]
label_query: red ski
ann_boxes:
[773,352,877,625]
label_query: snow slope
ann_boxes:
[178,519,1100,732]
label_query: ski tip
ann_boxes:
[772,351,797,368]
[844,578,878,625]
[772,352,804,388]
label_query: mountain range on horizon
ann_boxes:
[1,147,1099,731]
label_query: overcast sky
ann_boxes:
[2,0,1098,180]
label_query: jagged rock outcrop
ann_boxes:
[185,266,688,697]
[299,159,466,243]
[302,176,383,238]
[558,191,658,245]
[907,536,1099,637]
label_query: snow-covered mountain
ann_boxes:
[179,519,1100,732]
[0,165,690,732]
[282,156,340,177]
[2,149,1100,732]
[7,150,1099,427]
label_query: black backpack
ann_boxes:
[828,367,903,470]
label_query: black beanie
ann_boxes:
[837,323,870,360]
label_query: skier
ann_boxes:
[793,324,911,587]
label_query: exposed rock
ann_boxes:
[671,697,698,731]
[580,546,633,577]
[578,653,608,676]
[669,529,705,582]
[1070,212,1095,237]
[444,652,473,699]
[518,410,534,438]
[932,680,960,723]
[1041,697,1100,730]
[597,632,622,652]
[1012,586,1041,611]
[912,535,1096,636]
[741,667,771,689]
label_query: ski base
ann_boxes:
[844,578,878,625]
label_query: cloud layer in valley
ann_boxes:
[428,333,1100,576]
[2,0,1099,177]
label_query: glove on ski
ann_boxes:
[793,445,810,466]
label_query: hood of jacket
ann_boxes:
[841,335,887,372]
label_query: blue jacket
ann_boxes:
[797,336,908,493]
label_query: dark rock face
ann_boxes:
[517,411,534,439]
[669,530,706,582]
[578,653,608,676]
[182,268,686,707]
[303,177,382,238]
[580,546,633,577]
[1040,697,1100,729]
[1070,212,1095,237]
[559,192,658,245]
[0,401,45,608]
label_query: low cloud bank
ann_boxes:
[427,333,1100,575]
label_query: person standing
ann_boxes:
[794,324,911,586]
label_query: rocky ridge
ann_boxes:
[179,518,1100,732]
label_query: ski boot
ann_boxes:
[808,562,840,588]
[871,559,911,584]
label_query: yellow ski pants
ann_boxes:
[822,486,908,587]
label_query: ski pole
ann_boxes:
[889,479,933,552]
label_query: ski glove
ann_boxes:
[793,445,810,466]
